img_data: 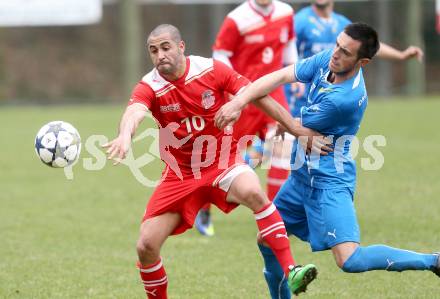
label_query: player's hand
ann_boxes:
[102,134,131,165]
[296,128,333,155]
[401,46,424,62]
[214,100,243,129]
[274,122,287,140]
[307,135,333,155]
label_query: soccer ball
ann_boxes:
[34,121,81,168]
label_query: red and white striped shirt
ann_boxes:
[129,56,249,174]
[212,0,295,83]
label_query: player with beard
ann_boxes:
[215,22,439,299]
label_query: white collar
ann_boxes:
[249,0,274,17]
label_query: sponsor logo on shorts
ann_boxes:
[327,229,337,239]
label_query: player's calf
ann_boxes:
[245,188,268,212]
[137,258,168,299]
[135,214,180,298]
[331,242,359,269]
[227,171,294,274]
[339,244,439,273]
[258,244,292,299]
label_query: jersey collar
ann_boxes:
[248,0,274,19]
[311,5,334,23]
[324,69,362,88]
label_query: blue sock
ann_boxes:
[243,139,264,166]
[342,245,438,273]
[243,152,252,166]
[258,244,291,299]
[253,140,264,155]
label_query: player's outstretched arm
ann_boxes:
[102,103,148,165]
[253,96,332,155]
[214,64,296,129]
[377,42,424,62]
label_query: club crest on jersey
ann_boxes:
[201,90,215,109]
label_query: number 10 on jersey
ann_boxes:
[181,116,205,133]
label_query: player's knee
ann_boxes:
[339,247,364,273]
[136,235,159,259]
[332,243,359,271]
[333,251,349,269]
[335,256,346,269]
[243,187,267,211]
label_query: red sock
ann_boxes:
[137,258,168,299]
[255,203,295,276]
[267,166,289,201]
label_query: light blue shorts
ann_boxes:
[274,176,360,251]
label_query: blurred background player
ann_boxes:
[195,0,298,236]
[103,24,324,298]
[287,0,424,117]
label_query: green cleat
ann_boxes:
[287,264,318,296]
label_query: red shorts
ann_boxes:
[233,86,288,141]
[142,163,254,235]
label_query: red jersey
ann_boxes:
[212,0,294,83]
[129,56,249,178]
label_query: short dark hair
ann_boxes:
[344,22,380,60]
[147,24,182,44]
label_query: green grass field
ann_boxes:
[1,98,440,298]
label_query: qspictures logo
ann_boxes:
[63,114,387,187]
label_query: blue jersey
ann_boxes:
[290,49,368,190]
[295,6,351,59]
[287,6,351,116]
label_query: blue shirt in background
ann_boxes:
[295,6,351,59]
[287,5,351,116]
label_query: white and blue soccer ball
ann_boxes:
[34,121,81,168]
